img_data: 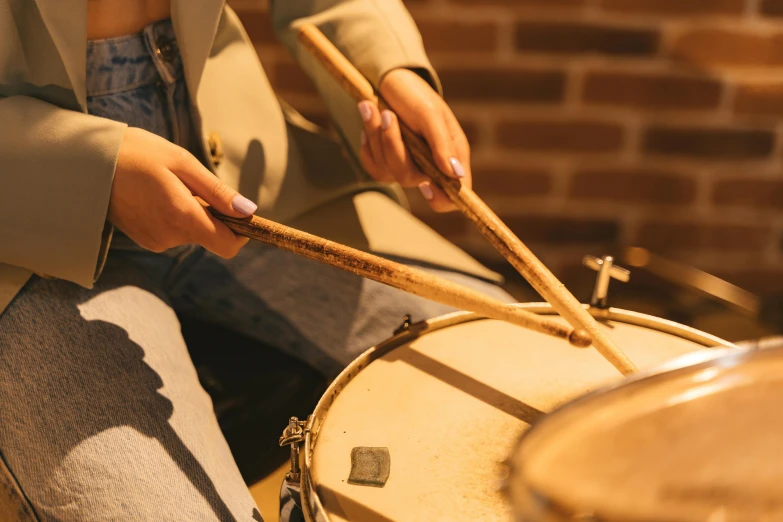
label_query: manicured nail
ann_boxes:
[231,194,257,216]
[361,130,367,146]
[358,101,373,123]
[419,182,434,201]
[450,157,466,178]
[381,111,393,131]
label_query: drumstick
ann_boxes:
[296,24,637,375]
[210,209,592,348]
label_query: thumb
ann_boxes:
[171,152,257,217]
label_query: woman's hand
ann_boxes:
[108,127,255,258]
[358,68,471,212]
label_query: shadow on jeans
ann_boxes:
[0,267,237,521]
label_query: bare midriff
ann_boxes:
[87,0,171,40]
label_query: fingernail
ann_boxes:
[450,157,466,179]
[419,182,434,201]
[361,130,367,146]
[381,111,392,131]
[231,194,257,216]
[358,101,373,123]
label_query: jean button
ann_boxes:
[156,37,176,62]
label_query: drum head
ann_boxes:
[307,310,728,522]
[508,346,782,522]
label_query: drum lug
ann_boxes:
[279,416,309,485]
[393,314,413,336]
[583,255,630,309]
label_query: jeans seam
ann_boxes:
[0,447,41,522]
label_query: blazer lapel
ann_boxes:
[33,0,88,110]
[171,0,225,101]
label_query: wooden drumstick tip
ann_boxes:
[568,329,593,348]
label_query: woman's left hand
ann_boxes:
[358,68,471,213]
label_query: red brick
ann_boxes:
[515,22,660,56]
[583,71,723,111]
[670,29,783,67]
[235,9,277,45]
[439,68,565,104]
[418,20,498,53]
[643,126,775,160]
[505,216,620,244]
[497,119,625,153]
[734,82,783,117]
[601,0,745,15]
[761,0,783,16]
[570,168,697,205]
[713,179,783,207]
[273,61,318,97]
[472,167,552,197]
[635,221,770,251]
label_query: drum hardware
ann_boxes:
[622,246,761,317]
[393,314,413,336]
[279,416,309,486]
[582,256,630,310]
[297,23,636,375]
[622,247,783,337]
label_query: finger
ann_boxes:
[169,148,257,218]
[187,205,250,259]
[380,110,428,187]
[358,101,386,168]
[444,111,473,190]
[419,107,465,181]
[419,182,457,213]
[359,131,395,183]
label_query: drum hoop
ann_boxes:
[300,304,738,522]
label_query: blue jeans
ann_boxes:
[0,20,511,522]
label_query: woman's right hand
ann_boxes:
[108,127,256,258]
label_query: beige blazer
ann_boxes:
[0,0,499,314]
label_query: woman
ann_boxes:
[0,0,511,520]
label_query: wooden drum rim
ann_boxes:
[298,304,738,522]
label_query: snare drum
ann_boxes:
[507,345,781,522]
[284,304,736,522]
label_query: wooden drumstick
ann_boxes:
[296,24,637,375]
[211,210,592,348]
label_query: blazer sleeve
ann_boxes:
[270,0,441,157]
[0,95,127,287]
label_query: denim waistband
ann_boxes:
[86,19,182,97]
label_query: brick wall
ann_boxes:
[229,0,783,297]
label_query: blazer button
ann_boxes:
[207,131,224,167]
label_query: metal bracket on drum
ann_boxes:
[279,416,309,485]
[583,255,630,309]
[394,314,413,336]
